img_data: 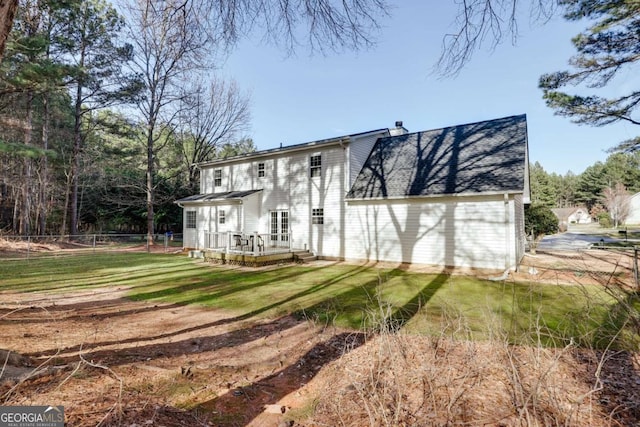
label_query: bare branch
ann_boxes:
[437,0,558,77]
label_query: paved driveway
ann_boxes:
[537,232,622,250]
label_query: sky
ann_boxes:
[221,2,637,176]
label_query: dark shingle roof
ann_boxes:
[346,115,528,199]
[175,190,262,204]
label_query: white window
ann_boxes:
[218,209,225,224]
[312,208,324,225]
[310,154,321,178]
[186,211,196,229]
[270,211,289,242]
[258,162,265,178]
[214,169,222,186]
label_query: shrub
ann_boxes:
[525,205,558,253]
[597,212,612,228]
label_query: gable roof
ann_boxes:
[175,190,262,204]
[551,206,589,220]
[346,115,528,200]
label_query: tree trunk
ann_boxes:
[21,90,34,235]
[70,37,87,236]
[59,171,71,236]
[146,127,155,245]
[0,0,19,61]
[38,94,50,234]
[70,100,81,235]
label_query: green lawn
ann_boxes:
[1,252,638,350]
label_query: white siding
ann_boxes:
[243,192,261,233]
[514,195,525,266]
[626,193,640,225]
[345,194,519,271]
[197,143,348,255]
[305,147,347,257]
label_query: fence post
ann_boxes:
[634,246,639,290]
[93,234,96,253]
[164,233,168,253]
[27,235,30,260]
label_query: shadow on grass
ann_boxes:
[126,264,323,303]
[383,273,449,332]
[0,253,199,292]
[299,270,451,331]
[581,291,640,351]
[29,265,375,358]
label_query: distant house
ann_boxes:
[551,206,592,228]
[176,115,531,271]
[626,192,640,225]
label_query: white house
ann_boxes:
[551,206,592,227]
[626,192,640,225]
[176,115,530,271]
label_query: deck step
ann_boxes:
[294,250,317,263]
[188,250,204,259]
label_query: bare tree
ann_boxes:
[2,0,389,62]
[177,78,251,192]
[124,0,214,242]
[209,0,389,53]
[437,0,558,76]
[4,1,563,76]
[602,182,630,228]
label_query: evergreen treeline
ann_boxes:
[0,0,251,236]
[530,152,640,216]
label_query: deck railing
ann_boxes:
[203,231,291,255]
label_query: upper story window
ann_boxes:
[218,209,225,224]
[186,211,196,229]
[310,154,321,178]
[312,208,324,225]
[257,162,265,178]
[214,169,222,187]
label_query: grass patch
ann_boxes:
[1,253,637,350]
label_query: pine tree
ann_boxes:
[540,0,640,152]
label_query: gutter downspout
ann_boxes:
[490,193,512,281]
[504,193,511,271]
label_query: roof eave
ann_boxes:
[346,190,525,202]
[197,128,389,168]
[198,137,350,168]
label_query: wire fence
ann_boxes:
[0,233,184,260]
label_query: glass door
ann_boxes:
[270,210,289,247]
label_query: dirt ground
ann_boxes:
[1,247,639,426]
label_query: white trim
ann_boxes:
[346,191,523,203]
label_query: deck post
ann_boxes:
[226,231,231,253]
[253,231,258,254]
